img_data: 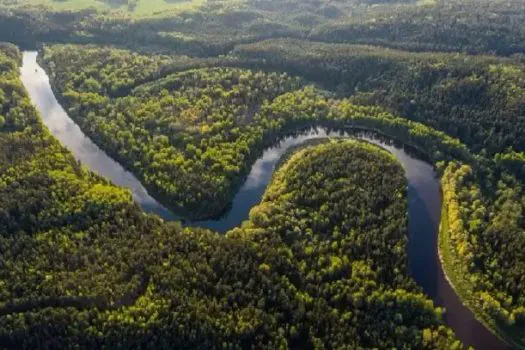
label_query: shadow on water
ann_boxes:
[20,51,508,350]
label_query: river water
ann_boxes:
[20,51,507,349]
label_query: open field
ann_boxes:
[0,0,208,17]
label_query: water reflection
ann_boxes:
[20,51,171,214]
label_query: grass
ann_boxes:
[133,0,206,17]
[4,0,208,17]
[438,201,525,350]
[416,0,437,6]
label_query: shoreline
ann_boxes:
[438,201,522,350]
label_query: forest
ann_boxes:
[0,44,462,347]
[233,39,525,155]
[1,0,525,349]
[40,44,471,218]
[37,42,525,349]
[0,0,525,56]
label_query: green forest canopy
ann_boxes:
[1,0,525,347]
[0,45,461,347]
[0,0,524,55]
[38,39,525,348]
[41,43,473,219]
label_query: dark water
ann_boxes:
[20,51,507,349]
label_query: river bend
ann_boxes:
[20,51,506,349]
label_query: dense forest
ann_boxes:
[233,39,525,155]
[41,44,470,218]
[0,0,525,56]
[0,44,462,347]
[1,0,525,348]
[38,40,525,347]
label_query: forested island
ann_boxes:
[1,0,525,349]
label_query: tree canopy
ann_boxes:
[0,45,461,348]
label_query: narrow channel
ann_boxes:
[20,51,507,349]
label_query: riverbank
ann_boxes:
[439,202,521,349]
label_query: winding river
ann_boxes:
[20,51,507,349]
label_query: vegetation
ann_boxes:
[439,161,525,347]
[2,0,525,347]
[41,44,472,219]
[0,44,461,347]
[227,140,462,349]
[1,0,525,56]
[41,44,304,217]
[38,38,525,347]
[233,38,525,155]
[1,0,208,17]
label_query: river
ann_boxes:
[20,51,507,349]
